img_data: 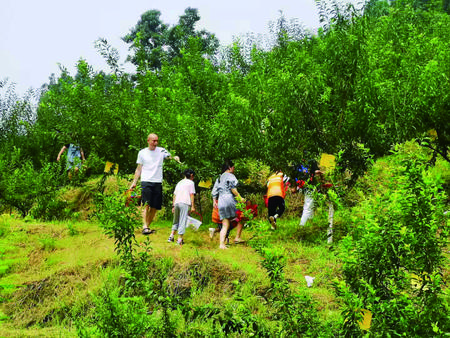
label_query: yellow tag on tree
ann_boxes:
[198,178,212,189]
[358,309,372,331]
[104,161,119,175]
[319,153,336,171]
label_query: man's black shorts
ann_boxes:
[141,182,163,210]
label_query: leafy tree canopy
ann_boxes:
[3,0,450,192]
[122,8,219,70]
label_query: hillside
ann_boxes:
[1,142,449,337]
[0,217,341,337]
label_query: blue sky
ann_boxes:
[0,0,346,96]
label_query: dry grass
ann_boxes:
[1,212,342,336]
[0,215,116,335]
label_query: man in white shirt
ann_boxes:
[130,133,180,234]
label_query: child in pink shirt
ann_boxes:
[168,169,196,245]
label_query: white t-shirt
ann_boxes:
[174,178,196,205]
[136,147,170,183]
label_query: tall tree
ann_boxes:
[122,8,219,71]
[122,10,168,70]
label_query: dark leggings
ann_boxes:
[268,196,285,218]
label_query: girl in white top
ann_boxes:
[168,169,196,245]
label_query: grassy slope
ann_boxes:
[0,142,449,337]
[0,216,340,336]
[0,218,115,337]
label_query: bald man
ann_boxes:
[130,133,180,235]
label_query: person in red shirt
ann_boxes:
[209,200,257,244]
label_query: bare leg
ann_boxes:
[143,205,157,230]
[219,219,230,249]
[69,167,79,180]
[142,205,149,229]
[234,222,243,242]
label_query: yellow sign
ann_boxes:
[104,161,119,175]
[428,129,437,140]
[358,309,372,331]
[198,178,212,189]
[319,153,336,171]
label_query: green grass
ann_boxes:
[1,213,446,335]
[0,213,342,336]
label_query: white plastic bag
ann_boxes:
[187,216,202,230]
[304,275,315,287]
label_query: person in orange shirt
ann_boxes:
[266,170,287,230]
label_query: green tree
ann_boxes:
[0,79,37,151]
[36,59,139,172]
[123,8,219,71]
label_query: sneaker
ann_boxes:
[167,236,174,243]
[209,228,216,239]
[274,214,279,219]
[177,238,184,246]
[142,228,156,235]
[269,216,277,230]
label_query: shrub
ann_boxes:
[0,220,9,238]
[78,274,150,338]
[335,157,450,336]
[0,149,65,217]
[66,222,79,236]
[30,195,69,221]
[39,236,57,252]
[249,220,334,337]
[96,191,140,267]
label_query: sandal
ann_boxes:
[142,228,155,235]
[234,239,245,244]
[177,238,184,246]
